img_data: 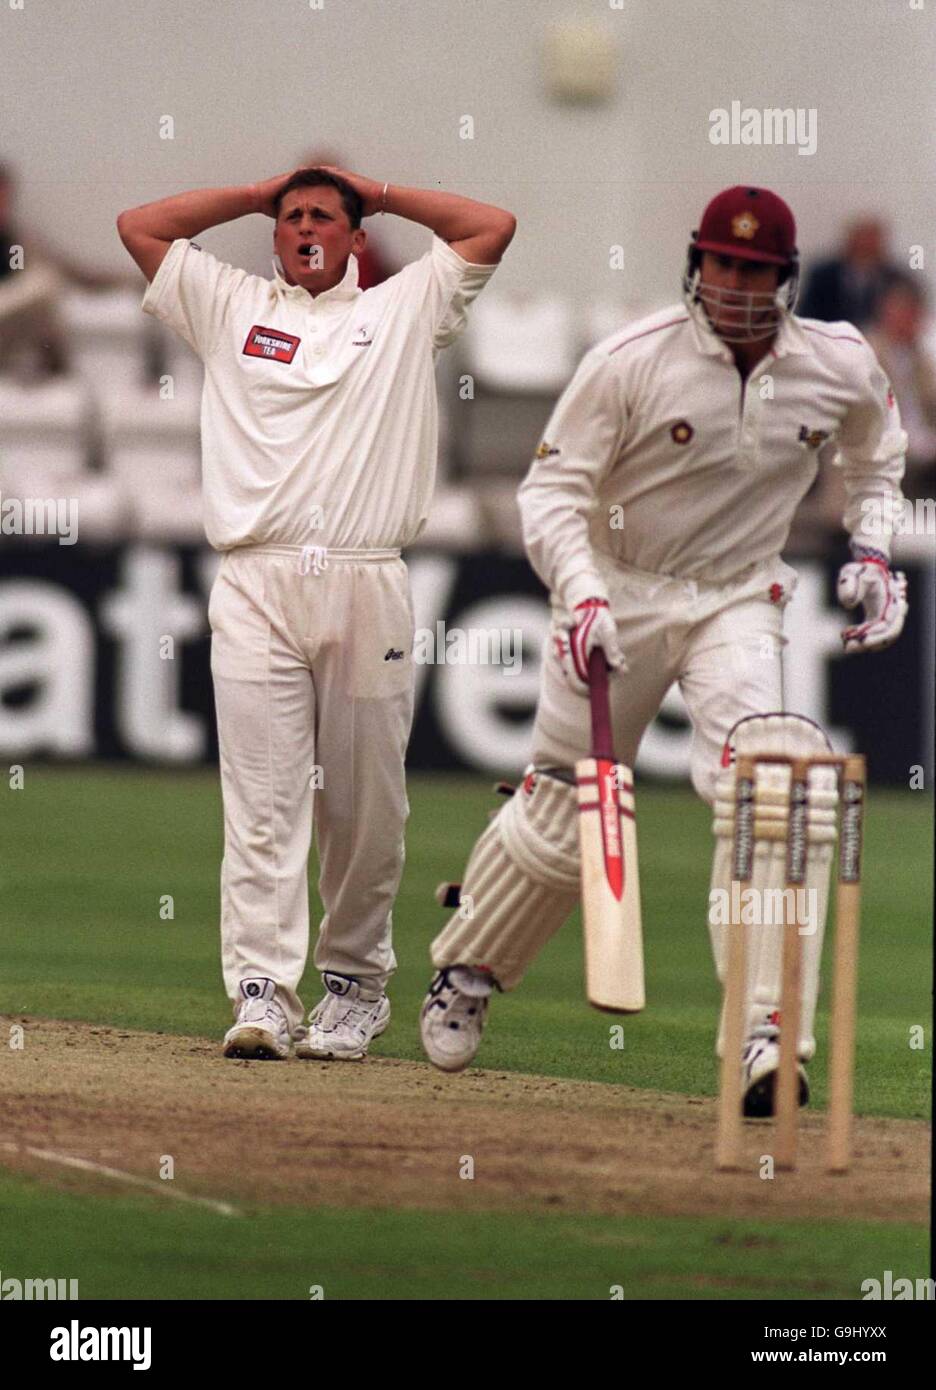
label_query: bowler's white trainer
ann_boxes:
[420,966,494,1073]
[223,977,290,1060]
[296,973,390,1061]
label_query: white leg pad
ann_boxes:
[430,770,580,990]
[709,714,839,1060]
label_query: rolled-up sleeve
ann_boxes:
[141,238,250,360]
[395,236,498,351]
[518,346,628,613]
[836,335,907,557]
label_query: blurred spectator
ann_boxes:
[795,273,936,548]
[865,275,936,501]
[0,161,68,376]
[798,217,902,329]
[296,149,398,289]
[0,159,133,379]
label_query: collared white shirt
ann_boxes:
[142,236,497,551]
[518,302,907,611]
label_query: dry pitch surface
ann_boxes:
[0,1017,928,1225]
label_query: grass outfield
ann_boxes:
[0,768,931,1301]
[2,768,931,1117]
[0,1171,927,1301]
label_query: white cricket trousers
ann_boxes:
[208,544,415,1034]
[533,555,799,802]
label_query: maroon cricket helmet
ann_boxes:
[683,187,800,340]
[692,186,797,267]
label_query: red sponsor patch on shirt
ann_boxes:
[242,325,301,363]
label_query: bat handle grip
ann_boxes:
[588,648,615,761]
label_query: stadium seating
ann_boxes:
[1,289,892,556]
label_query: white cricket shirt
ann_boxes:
[519,303,907,613]
[142,236,496,551]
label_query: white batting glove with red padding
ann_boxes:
[556,598,625,695]
[837,548,908,655]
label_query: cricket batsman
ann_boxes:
[420,186,907,1116]
[117,166,515,1060]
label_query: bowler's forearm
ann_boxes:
[117,184,258,243]
[383,184,515,261]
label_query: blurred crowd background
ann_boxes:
[3,0,935,571]
[3,142,935,562]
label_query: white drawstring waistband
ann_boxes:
[228,543,402,576]
[299,545,328,576]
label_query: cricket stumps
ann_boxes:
[715,752,866,1175]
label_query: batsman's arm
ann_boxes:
[836,337,908,559]
[116,173,292,283]
[518,346,627,613]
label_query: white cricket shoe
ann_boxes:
[420,966,494,1073]
[223,977,290,1060]
[742,1031,809,1118]
[295,973,390,1061]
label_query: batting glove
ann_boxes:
[555,598,626,695]
[837,548,908,655]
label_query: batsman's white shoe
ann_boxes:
[742,1032,809,1118]
[223,977,290,1060]
[420,966,494,1073]
[295,973,390,1061]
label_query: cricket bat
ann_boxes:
[576,649,645,1013]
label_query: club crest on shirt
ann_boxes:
[798,425,830,449]
[242,325,301,363]
[670,420,694,445]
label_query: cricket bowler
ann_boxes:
[420,186,907,1116]
[117,166,515,1060]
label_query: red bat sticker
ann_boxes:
[597,758,624,901]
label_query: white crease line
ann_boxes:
[3,1142,236,1217]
